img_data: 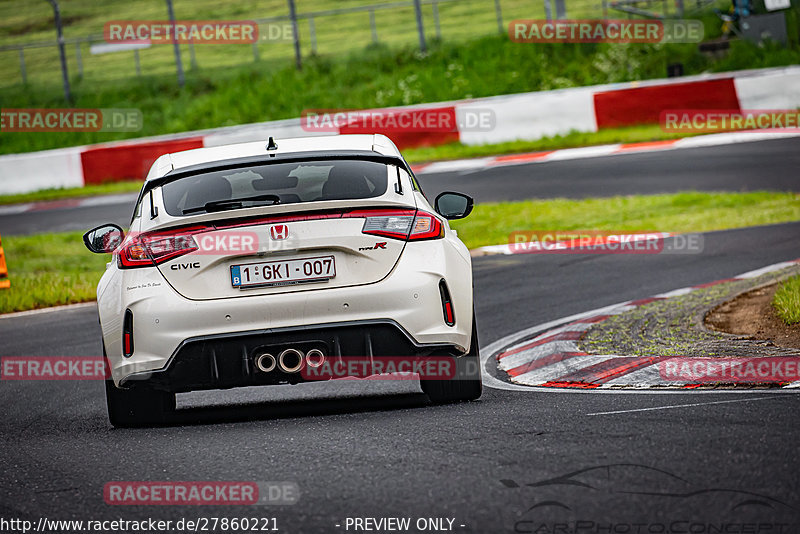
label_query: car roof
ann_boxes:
[145,134,402,182]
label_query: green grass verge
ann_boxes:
[451,191,800,249]
[2,191,799,314]
[0,181,143,206]
[0,231,109,314]
[3,31,800,157]
[773,275,800,325]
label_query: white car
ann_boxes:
[84,134,481,427]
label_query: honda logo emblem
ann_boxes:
[270,225,289,240]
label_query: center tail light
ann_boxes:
[360,210,444,241]
[118,225,208,269]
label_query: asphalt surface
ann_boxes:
[1,221,799,531]
[2,137,800,236]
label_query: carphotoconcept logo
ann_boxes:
[661,109,800,133]
[1,109,142,132]
[509,19,703,43]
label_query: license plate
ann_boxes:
[231,256,336,288]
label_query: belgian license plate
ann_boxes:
[231,256,336,288]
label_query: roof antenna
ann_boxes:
[266,137,278,151]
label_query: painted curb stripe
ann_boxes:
[497,330,584,360]
[495,258,800,390]
[548,356,661,387]
[506,351,587,378]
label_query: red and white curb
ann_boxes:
[412,129,800,175]
[2,65,799,195]
[483,259,800,391]
[5,129,800,217]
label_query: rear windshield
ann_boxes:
[161,159,390,216]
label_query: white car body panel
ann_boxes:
[96,134,473,388]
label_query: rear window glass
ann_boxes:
[161,159,390,216]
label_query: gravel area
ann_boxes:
[579,265,800,358]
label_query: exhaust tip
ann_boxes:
[306,348,325,368]
[255,352,276,373]
[278,348,305,373]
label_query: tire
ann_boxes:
[103,346,175,428]
[421,316,483,404]
[105,380,176,428]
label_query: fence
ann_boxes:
[0,0,605,90]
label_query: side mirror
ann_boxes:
[83,224,124,254]
[434,192,474,220]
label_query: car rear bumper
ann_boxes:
[101,241,473,386]
[119,319,461,392]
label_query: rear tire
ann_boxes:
[421,316,482,404]
[105,379,176,428]
[103,345,175,428]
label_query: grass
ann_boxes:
[0,181,143,205]
[0,0,607,87]
[0,124,705,205]
[2,190,799,314]
[403,124,705,163]
[0,231,109,314]
[3,30,800,157]
[450,191,800,249]
[773,275,800,325]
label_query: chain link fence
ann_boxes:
[0,0,606,89]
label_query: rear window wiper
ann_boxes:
[182,194,281,214]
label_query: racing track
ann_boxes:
[1,138,799,530]
[1,136,799,236]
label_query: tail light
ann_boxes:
[123,309,134,357]
[439,279,455,326]
[360,210,444,241]
[118,225,207,269]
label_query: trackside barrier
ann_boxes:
[0,233,10,289]
[0,66,798,195]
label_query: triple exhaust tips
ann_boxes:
[255,348,326,374]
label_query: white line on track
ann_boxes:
[585,396,779,416]
[0,301,96,319]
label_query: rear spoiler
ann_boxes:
[133,150,414,222]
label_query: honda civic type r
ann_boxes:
[84,134,481,427]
